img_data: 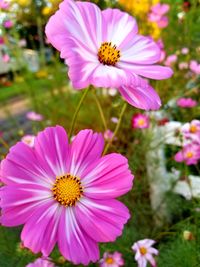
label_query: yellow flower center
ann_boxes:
[138,119,145,126]
[52,174,83,206]
[190,125,197,133]
[98,42,120,66]
[139,247,147,255]
[186,151,193,158]
[106,257,114,264]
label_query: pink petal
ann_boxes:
[34,126,70,178]
[117,63,173,80]
[174,151,184,162]
[81,153,133,199]
[0,142,53,187]
[118,81,161,110]
[0,184,51,226]
[102,8,138,48]
[120,35,161,64]
[21,200,61,256]
[75,198,130,243]
[145,253,157,267]
[45,0,101,53]
[58,207,99,265]
[69,130,104,177]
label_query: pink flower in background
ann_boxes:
[132,239,159,267]
[46,0,172,109]
[181,47,189,54]
[2,54,10,63]
[26,258,55,267]
[176,98,197,108]
[0,36,4,45]
[151,3,170,16]
[19,39,27,47]
[0,0,9,10]
[174,144,200,165]
[99,252,124,267]
[26,111,44,121]
[111,117,119,124]
[3,20,13,29]
[181,120,200,143]
[189,60,200,75]
[179,62,188,70]
[21,135,35,147]
[148,3,170,28]
[132,114,150,129]
[104,129,115,141]
[0,126,134,265]
[164,54,177,66]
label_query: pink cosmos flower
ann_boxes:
[132,239,159,267]
[132,114,150,129]
[0,126,134,265]
[148,3,170,28]
[181,47,189,54]
[26,258,55,267]
[181,120,200,143]
[3,20,13,29]
[26,111,44,121]
[0,0,9,10]
[164,54,177,66]
[189,60,200,75]
[2,54,10,63]
[45,0,172,110]
[179,62,188,70]
[176,98,197,108]
[21,135,35,147]
[174,143,200,165]
[99,251,124,267]
[104,129,115,141]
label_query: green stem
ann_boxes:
[93,91,107,131]
[69,86,91,138]
[103,102,127,155]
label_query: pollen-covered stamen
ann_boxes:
[190,125,197,133]
[139,247,147,255]
[186,151,193,158]
[52,174,83,206]
[98,42,120,66]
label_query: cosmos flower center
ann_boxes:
[98,42,120,66]
[139,247,147,255]
[138,119,145,126]
[190,125,197,133]
[52,174,83,206]
[106,257,114,264]
[186,151,193,158]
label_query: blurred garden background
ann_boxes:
[0,0,200,266]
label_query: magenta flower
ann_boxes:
[45,0,172,110]
[0,36,4,45]
[99,251,124,267]
[3,20,13,29]
[151,3,170,16]
[189,60,200,75]
[0,126,133,265]
[176,98,197,108]
[132,114,150,129]
[26,111,44,121]
[21,135,35,147]
[26,258,55,267]
[174,143,200,165]
[132,239,159,267]
[164,54,177,66]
